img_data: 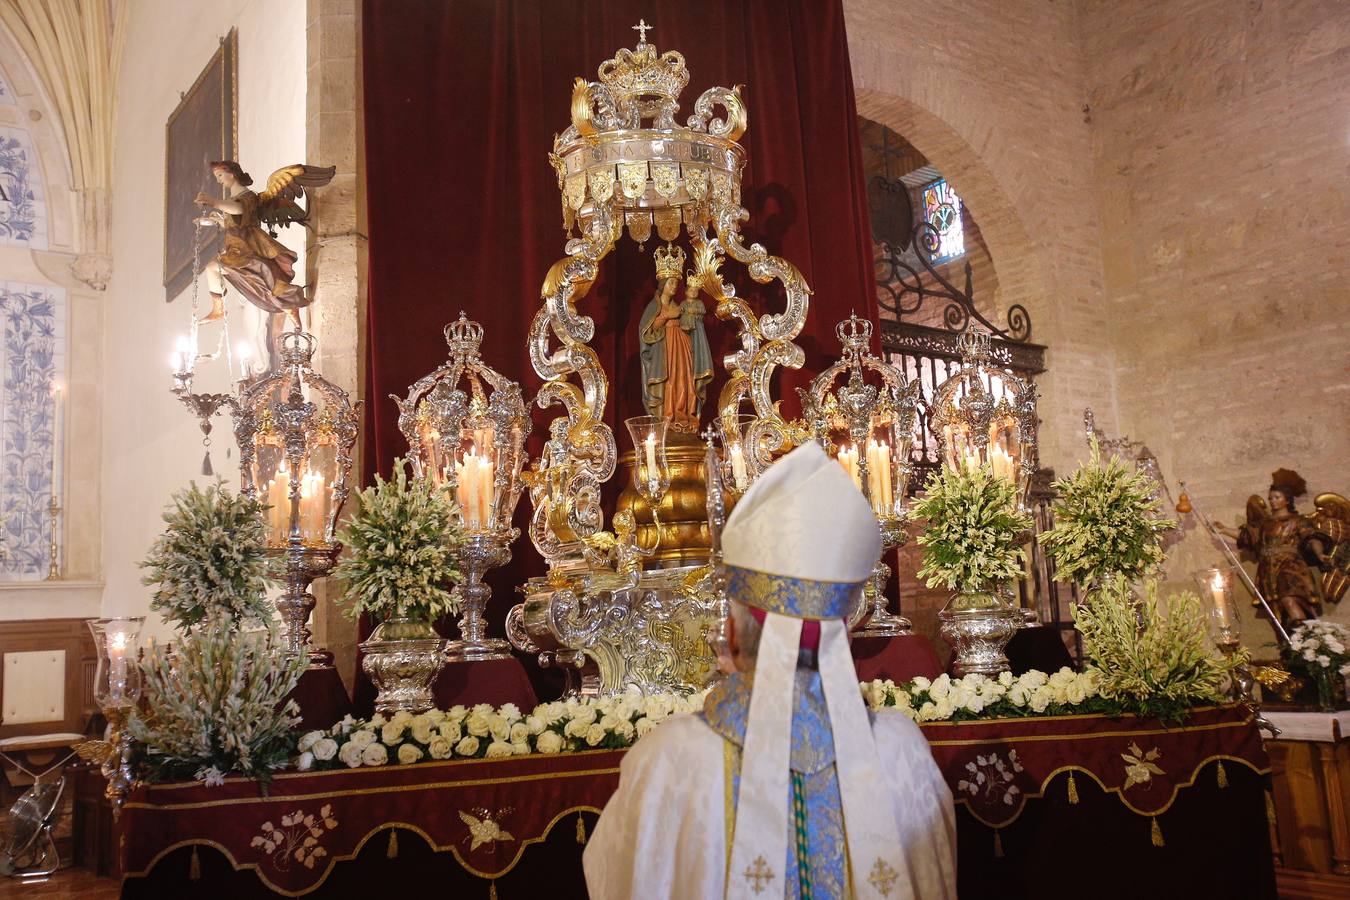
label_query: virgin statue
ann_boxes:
[190,160,335,325]
[638,243,714,432]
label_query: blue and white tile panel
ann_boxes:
[0,126,48,250]
[0,281,66,580]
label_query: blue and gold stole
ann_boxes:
[702,669,847,900]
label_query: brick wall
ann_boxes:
[1078,0,1350,642]
[845,0,1349,653]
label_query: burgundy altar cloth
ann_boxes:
[118,706,1274,899]
[286,667,352,731]
[852,634,944,683]
[432,657,539,714]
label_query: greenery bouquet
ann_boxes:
[1039,438,1175,593]
[139,480,275,630]
[908,460,1033,599]
[333,460,462,623]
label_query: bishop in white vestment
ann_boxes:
[584,442,957,899]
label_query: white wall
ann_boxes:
[103,0,307,639]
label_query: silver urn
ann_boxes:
[359,617,446,714]
[938,590,1022,676]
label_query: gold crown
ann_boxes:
[597,24,689,110]
[654,243,686,280]
[444,311,485,360]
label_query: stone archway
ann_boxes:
[855,88,1052,350]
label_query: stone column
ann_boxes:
[306,0,365,692]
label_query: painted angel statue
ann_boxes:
[189,160,336,325]
[1214,469,1350,628]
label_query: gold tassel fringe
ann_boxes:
[1067,771,1079,805]
[576,813,587,845]
[387,829,399,859]
[189,845,201,881]
[1150,816,1164,847]
[1216,760,1228,789]
[489,879,498,900]
[993,828,1004,858]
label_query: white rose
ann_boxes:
[1066,680,1088,704]
[1305,648,1318,661]
[614,720,636,741]
[910,676,931,692]
[349,729,376,749]
[410,716,435,745]
[489,716,512,742]
[635,716,655,738]
[381,722,406,745]
[424,709,446,724]
[536,731,564,754]
[499,703,522,722]
[398,743,424,765]
[485,741,514,758]
[1029,688,1051,713]
[929,680,951,701]
[466,711,492,737]
[1020,670,1048,689]
[1007,686,1029,707]
[455,736,480,756]
[564,719,590,738]
[298,731,323,753]
[339,741,364,768]
[391,709,414,726]
[369,713,387,728]
[471,703,494,717]
[570,705,597,726]
[296,751,315,771]
[998,671,1015,687]
[334,714,357,735]
[446,705,468,722]
[313,738,338,762]
[1318,655,1331,667]
[510,723,531,744]
[428,736,452,759]
[584,723,607,746]
[525,716,546,735]
[511,741,531,756]
[361,742,389,766]
[965,695,985,714]
[439,720,462,742]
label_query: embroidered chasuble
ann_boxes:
[582,673,958,899]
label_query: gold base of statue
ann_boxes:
[616,430,711,566]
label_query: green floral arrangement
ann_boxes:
[1074,580,1240,721]
[1039,438,1175,591]
[139,480,275,631]
[908,461,1033,593]
[333,460,462,622]
[129,625,306,788]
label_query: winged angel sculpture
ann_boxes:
[1214,468,1350,628]
[188,160,336,325]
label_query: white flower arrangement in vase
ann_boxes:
[1285,619,1350,710]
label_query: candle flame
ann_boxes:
[111,631,127,652]
[1210,570,1225,592]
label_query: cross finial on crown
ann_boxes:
[632,19,652,45]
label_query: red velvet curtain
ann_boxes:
[362,0,877,688]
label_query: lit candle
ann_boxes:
[836,445,861,489]
[109,630,128,706]
[50,383,62,496]
[867,439,892,514]
[1209,571,1231,629]
[235,341,253,380]
[455,448,495,532]
[299,469,327,542]
[644,431,659,485]
[271,459,291,543]
[729,443,749,490]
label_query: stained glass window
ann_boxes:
[920,179,964,263]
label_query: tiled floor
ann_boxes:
[0,867,119,898]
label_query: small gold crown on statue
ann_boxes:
[654,243,686,280]
[444,311,485,360]
[597,20,690,108]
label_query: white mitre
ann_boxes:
[720,441,902,900]
[723,439,880,589]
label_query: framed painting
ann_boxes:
[163,29,236,301]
